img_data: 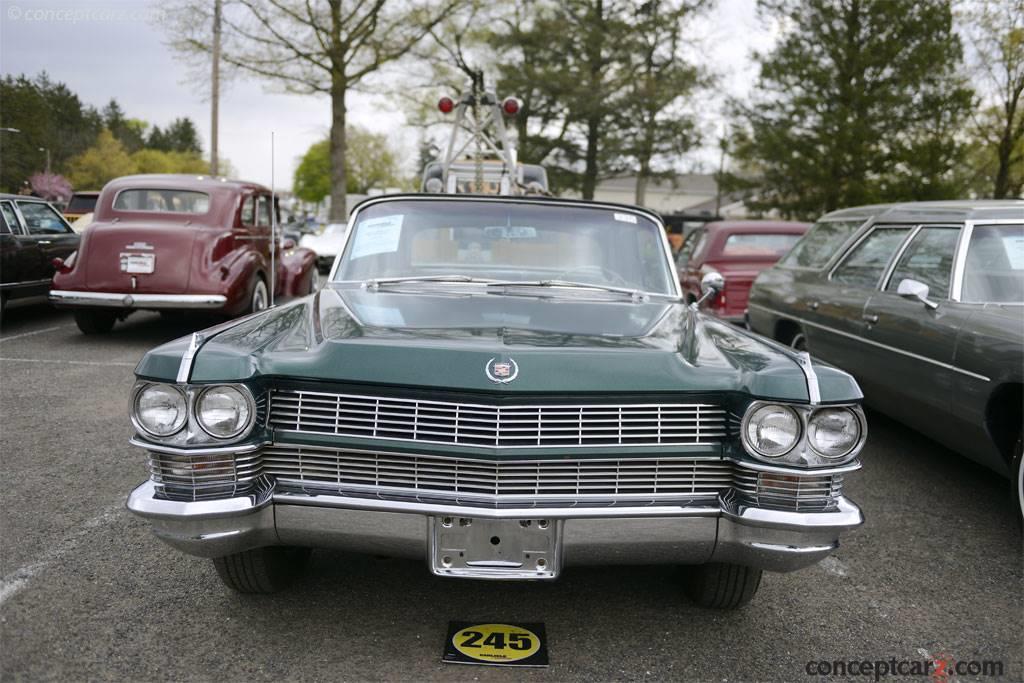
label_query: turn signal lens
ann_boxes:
[808,407,860,458]
[135,385,187,437]
[744,404,800,457]
[196,386,253,439]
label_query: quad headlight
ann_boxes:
[743,404,801,457]
[131,382,256,444]
[807,407,861,459]
[741,401,866,467]
[133,384,188,437]
[196,385,253,438]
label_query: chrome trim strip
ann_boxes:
[49,290,227,309]
[176,333,203,383]
[796,351,821,404]
[733,458,861,476]
[129,436,267,456]
[0,278,53,290]
[747,302,991,382]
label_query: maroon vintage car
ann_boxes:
[676,220,809,323]
[50,174,318,334]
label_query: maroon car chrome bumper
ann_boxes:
[49,290,227,309]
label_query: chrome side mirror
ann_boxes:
[694,271,725,307]
[897,278,938,310]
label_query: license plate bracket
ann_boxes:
[120,252,155,274]
[430,517,562,579]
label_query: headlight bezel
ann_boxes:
[806,406,863,460]
[741,403,802,458]
[741,400,867,468]
[130,381,258,446]
[194,384,256,440]
[130,383,188,438]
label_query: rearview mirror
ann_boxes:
[896,278,938,310]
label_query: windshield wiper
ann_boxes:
[363,275,502,290]
[485,279,649,302]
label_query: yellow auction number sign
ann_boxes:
[452,623,541,663]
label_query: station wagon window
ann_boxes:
[831,227,911,289]
[884,227,959,298]
[16,201,72,235]
[961,223,1024,303]
[240,197,255,225]
[113,189,210,213]
[780,220,862,268]
[0,202,19,234]
[721,233,802,258]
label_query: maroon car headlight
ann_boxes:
[133,384,188,437]
[195,385,255,439]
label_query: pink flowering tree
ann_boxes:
[29,173,73,202]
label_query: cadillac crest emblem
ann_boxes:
[485,357,519,384]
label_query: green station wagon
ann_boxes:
[748,201,1023,517]
[127,195,867,608]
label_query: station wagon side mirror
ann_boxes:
[694,271,725,307]
[896,278,939,310]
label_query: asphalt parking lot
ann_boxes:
[0,303,1021,682]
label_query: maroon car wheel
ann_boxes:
[249,278,269,314]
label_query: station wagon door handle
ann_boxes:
[37,240,52,245]
[862,313,879,324]
[807,300,819,310]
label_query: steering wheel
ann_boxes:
[553,265,631,287]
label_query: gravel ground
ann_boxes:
[1,303,1021,682]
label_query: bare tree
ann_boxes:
[168,0,462,219]
[962,0,1024,198]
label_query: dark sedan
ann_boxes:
[747,201,1023,516]
[0,193,80,318]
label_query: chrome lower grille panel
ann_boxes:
[260,444,734,501]
[268,389,729,449]
[147,441,844,511]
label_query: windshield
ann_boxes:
[962,223,1024,303]
[332,199,676,295]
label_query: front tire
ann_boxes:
[680,562,762,609]
[1012,432,1022,524]
[308,268,321,294]
[212,546,311,593]
[74,310,117,334]
[249,278,269,315]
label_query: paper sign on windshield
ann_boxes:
[351,214,403,259]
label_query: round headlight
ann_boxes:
[196,386,253,439]
[808,407,861,458]
[135,384,187,437]
[744,404,800,457]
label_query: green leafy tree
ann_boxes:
[0,73,103,192]
[148,117,203,154]
[294,126,404,203]
[731,0,975,219]
[67,129,136,190]
[293,139,331,205]
[131,149,208,174]
[961,0,1024,198]
[103,100,148,153]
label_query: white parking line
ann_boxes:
[0,326,71,343]
[0,502,124,606]
[0,357,136,367]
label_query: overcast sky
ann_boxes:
[1,0,774,191]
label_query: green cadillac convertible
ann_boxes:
[127,195,867,608]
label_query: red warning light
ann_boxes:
[501,97,521,116]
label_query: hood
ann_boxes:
[299,232,345,257]
[82,221,198,293]
[138,285,860,401]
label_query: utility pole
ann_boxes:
[210,0,222,176]
[39,147,50,174]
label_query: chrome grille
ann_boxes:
[268,389,729,448]
[260,444,734,501]
[733,469,844,511]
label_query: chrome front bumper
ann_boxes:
[50,290,227,309]
[127,480,863,575]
